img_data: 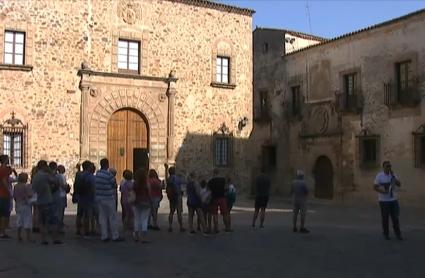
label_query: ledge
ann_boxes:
[77,69,178,83]
[210,82,236,89]
[299,130,343,139]
[0,64,33,71]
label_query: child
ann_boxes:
[199,179,211,233]
[186,172,206,234]
[226,177,236,211]
[13,172,33,242]
[119,170,134,232]
[57,165,70,233]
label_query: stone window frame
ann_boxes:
[112,30,149,75]
[337,67,363,113]
[384,52,419,107]
[261,144,277,170]
[216,56,230,84]
[211,39,236,89]
[393,52,418,96]
[212,123,233,168]
[357,129,380,170]
[117,39,141,74]
[3,30,25,65]
[0,21,34,71]
[413,124,425,169]
[286,76,304,120]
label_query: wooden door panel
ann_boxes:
[107,110,127,180]
[107,109,149,178]
[126,110,148,172]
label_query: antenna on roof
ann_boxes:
[305,0,313,37]
[305,0,312,102]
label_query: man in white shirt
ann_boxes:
[373,161,402,240]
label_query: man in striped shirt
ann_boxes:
[95,158,123,242]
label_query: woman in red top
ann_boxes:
[148,169,162,230]
[132,168,151,243]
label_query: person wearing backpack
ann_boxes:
[165,164,185,233]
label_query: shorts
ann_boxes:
[77,202,95,219]
[169,196,183,212]
[151,197,162,210]
[38,203,58,226]
[0,197,10,217]
[210,197,228,215]
[16,204,32,229]
[255,196,269,209]
[188,202,202,210]
[293,200,307,215]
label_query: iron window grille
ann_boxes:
[0,112,27,167]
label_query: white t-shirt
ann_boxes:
[374,171,398,202]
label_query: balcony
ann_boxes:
[384,82,421,108]
[335,92,363,113]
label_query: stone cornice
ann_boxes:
[77,69,178,83]
[0,64,33,72]
[210,82,236,89]
[165,0,255,16]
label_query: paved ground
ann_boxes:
[1,198,424,278]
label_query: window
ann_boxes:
[413,126,425,168]
[259,91,268,119]
[4,31,25,65]
[216,56,230,84]
[291,86,301,116]
[214,137,230,167]
[396,61,411,95]
[0,112,27,167]
[358,134,380,169]
[344,73,356,96]
[263,43,269,54]
[262,145,276,170]
[3,132,23,166]
[118,39,140,73]
[362,139,377,163]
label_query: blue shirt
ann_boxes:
[95,169,116,201]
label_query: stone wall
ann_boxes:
[0,0,253,188]
[253,11,425,204]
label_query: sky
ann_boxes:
[218,0,425,38]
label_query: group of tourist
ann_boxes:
[0,153,403,244]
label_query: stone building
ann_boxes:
[253,9,425,204]
[0,0,254,185]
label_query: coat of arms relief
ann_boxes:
[118,0,142,25]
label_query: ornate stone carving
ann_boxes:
[159,94,167,102]
[300,102,340,138]
[118,0,142,25]
[89,87,99,97]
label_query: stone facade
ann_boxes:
[253,10,425,204]
[0,0,253,187]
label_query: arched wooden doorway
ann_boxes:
[313,156,334,199]
[107,108,149,178]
